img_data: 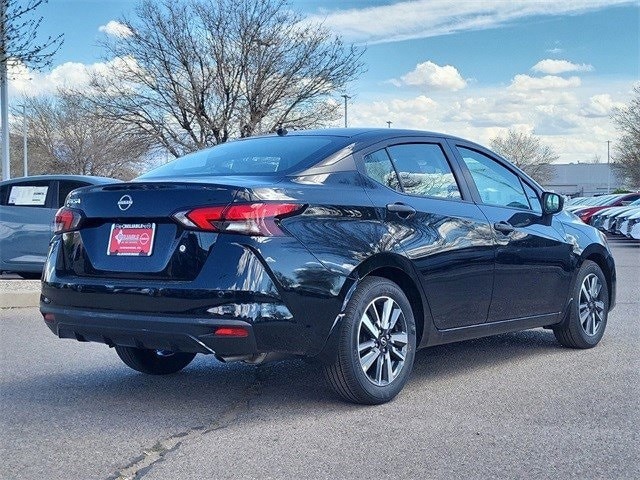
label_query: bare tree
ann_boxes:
[611,85,640,188]
[15,92,152,179]
[490,130,557,183]
[1,0,63,69]
[85,0,364,157]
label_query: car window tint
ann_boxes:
[457,147,530,209]
[386,144,461,199]
[363,149,401,191]
[522,182,542,213]
[58,181,90,207]
[6,180,52,208]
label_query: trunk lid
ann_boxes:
[60,181,253,280]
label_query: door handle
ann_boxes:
[493,221,515,234]
[386,203,416,218]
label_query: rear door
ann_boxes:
[359,138,495,329]
[450,142,573,322]
[0,179,56,270]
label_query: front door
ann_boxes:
[452,144,573,322]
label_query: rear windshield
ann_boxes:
[140,136,337,178]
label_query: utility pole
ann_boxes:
[22,104,27,176]
[607,140,611,194]
[341,94,350,128]
[386,121,392,128]
[1,0,10,180]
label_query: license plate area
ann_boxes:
[107,223,156,256]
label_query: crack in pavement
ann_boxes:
[108,369,264,480]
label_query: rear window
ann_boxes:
[140,136,337,178]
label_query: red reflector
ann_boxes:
[214,327,249,338]
[43,313,55,322]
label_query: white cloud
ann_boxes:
[532,59,594,75]
[8,57,139,97]
[98,20,133,38]
[580,94,625,117]
[393,61,467,91]
[306,0,635,44]
[508,74,581,91]
[344,77,634,164]
[546,47,564,55]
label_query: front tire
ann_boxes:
[554,260,609,349]
[115,346,196,375]
[323,276,417,404]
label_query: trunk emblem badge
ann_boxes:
[117,195,133,211]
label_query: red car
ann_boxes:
[573,193,640,224]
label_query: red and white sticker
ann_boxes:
[107,223,156,256]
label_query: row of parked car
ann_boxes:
[565,192,640,240]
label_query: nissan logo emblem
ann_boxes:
[117,194,133,211]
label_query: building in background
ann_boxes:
[543,163,626,197]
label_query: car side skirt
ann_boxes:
[423,312,561,347]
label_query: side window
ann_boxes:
[522,182,542,213]
[58,181,90,208]
[457,147,529,209]
[5,180,52,208]
[363,149,401,191]
[386,144,461,199]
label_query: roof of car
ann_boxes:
[0,174,118,186]
[281,127,464,141]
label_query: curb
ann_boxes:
[0,290,40,309]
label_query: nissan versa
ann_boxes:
[40,129,616,404]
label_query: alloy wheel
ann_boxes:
[357,296,409,386]
[578,273,605,336]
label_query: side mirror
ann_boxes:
[542,192,564,215]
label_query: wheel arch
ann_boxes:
[315,252,431,363]
[351,252,429,347]
[580,244,616,311]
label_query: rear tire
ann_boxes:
[553,260,609,349]
[115,346,196,375]
[323,276,417,404]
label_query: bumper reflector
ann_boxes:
[214,327,249,338]
[43,313,55,323]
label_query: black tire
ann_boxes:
[553,260,609,349]
[18,272,42,280]
[323,276,417,404]
[115,346,196,375]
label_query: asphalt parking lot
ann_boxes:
[1,238,638,480]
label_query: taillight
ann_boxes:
[173,203,304,236]
[54,207,82,233]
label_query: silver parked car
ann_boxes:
[0,175,116,278]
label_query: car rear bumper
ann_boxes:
[40,303,263,357]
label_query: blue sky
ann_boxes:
[10,0,640,163]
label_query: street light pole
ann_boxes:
[607,140,611,194]
[22,104,27,176]
[341,94,350,128]
[386,121,392,128]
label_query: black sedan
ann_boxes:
[41,129,616,404]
